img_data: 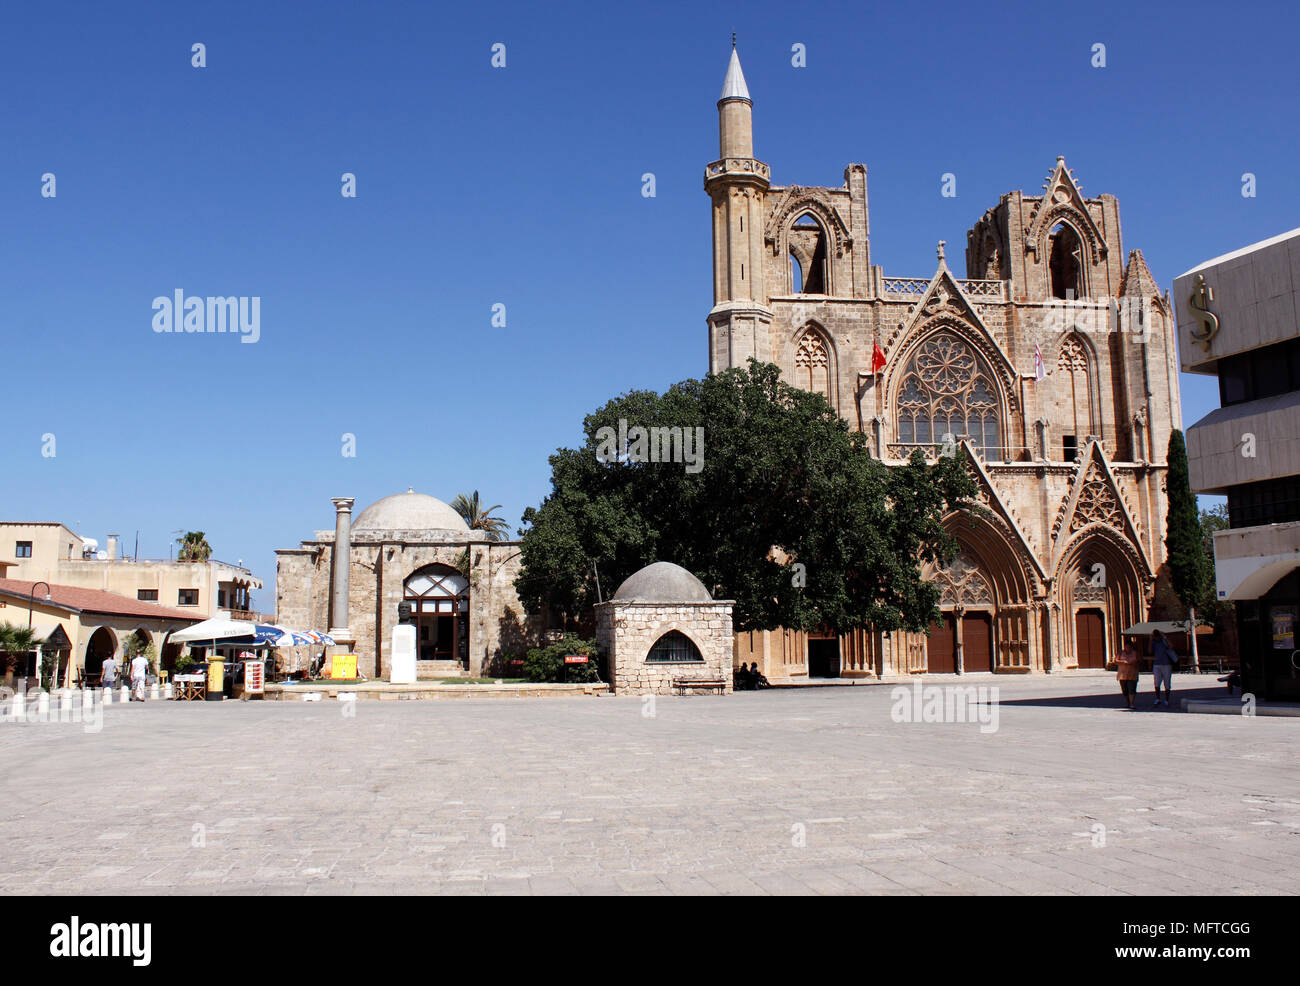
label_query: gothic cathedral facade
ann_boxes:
[707,48,1182,676]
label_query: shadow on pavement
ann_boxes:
[998,680,1230,710]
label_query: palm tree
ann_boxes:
[450,491,510,541]
[176,531,212,562]
[0,622,38,687]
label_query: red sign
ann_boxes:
[563,654,588,664]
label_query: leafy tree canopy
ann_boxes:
[516,360,974,635]
[176,531,212,562]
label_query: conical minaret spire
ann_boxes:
[704,40,771,360]
[717,43,753,157]
[720,45,750,103]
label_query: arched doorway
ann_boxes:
[160,632,182,674]
[923,511,1035,672]
[1056,529,1148,670]
[84,627,117,683]
[126,628,152,658]
[403,565,469,665]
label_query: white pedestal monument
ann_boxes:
[391,624,416,684]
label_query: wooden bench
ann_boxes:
[673,677,727,695]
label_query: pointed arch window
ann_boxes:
[789,213,828,293]
[1058,334,1094,451]
[794,329,832,403]
[1048,222,1085,299]
[895,332,1003,456]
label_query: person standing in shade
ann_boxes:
[130,651,149,701]
[100,654,118,692]
[1116,639,1140,710]
[1150,628,1178,707]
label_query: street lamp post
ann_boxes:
[27,582,51,689]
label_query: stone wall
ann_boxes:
[276,537,538,679]
[709,146,1179,674]
[596,601,734,695]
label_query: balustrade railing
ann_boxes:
[884,443,1035,463]
[879,277,1007,301]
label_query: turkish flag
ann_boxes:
[871,344,887,373]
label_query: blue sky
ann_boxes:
[2,0,1295,609]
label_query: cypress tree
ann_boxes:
[1165,429,1212,667]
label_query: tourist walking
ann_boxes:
[1117,639,1140,709]
[130,652,149,702]
[100,655,118,691]
[1150,628,1178,707]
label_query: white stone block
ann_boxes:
[390,624,417,684]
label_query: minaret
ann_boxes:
[704,40,772,372]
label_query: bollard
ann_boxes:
[120,685,130,704]
[60,690,73,715]
[103,687,112,705]
[150,682,159,700]
[11,691,24,717]
[82,688,94,709]
[37,692,49,717]
[163,682,173,700]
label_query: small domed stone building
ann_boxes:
[275,491,535,679]
[595,562,735,694]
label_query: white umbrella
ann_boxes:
[170,618,259,643]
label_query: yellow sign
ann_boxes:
[330,654,358,679]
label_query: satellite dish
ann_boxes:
[95,551,107,560]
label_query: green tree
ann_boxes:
[0,622,38,687]
[176,531,212,562]
[450,491,510,541]
[516,359,974,635]
[1164,429,1213,669]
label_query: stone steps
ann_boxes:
[415,660,468,679]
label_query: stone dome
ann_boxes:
[612,562,712,603]
[353,490,469,532]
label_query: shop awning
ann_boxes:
[1122,621,1213,636]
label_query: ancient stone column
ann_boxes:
[329,497,355,646]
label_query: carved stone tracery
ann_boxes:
[934,555,994,606]
[895,332,1002,454]
[1071,476,1122,532]
[794,332,828,370]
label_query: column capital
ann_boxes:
[331,497,356,513]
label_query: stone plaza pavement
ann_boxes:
[1,674,1296,895]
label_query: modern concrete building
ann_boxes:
[0,522,263,621]
[1175,227,1300,700]
[708,47,1182,678]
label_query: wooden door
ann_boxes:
[1075,609,1106,668]
[961,613,993,672]
[927,613,956,673]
